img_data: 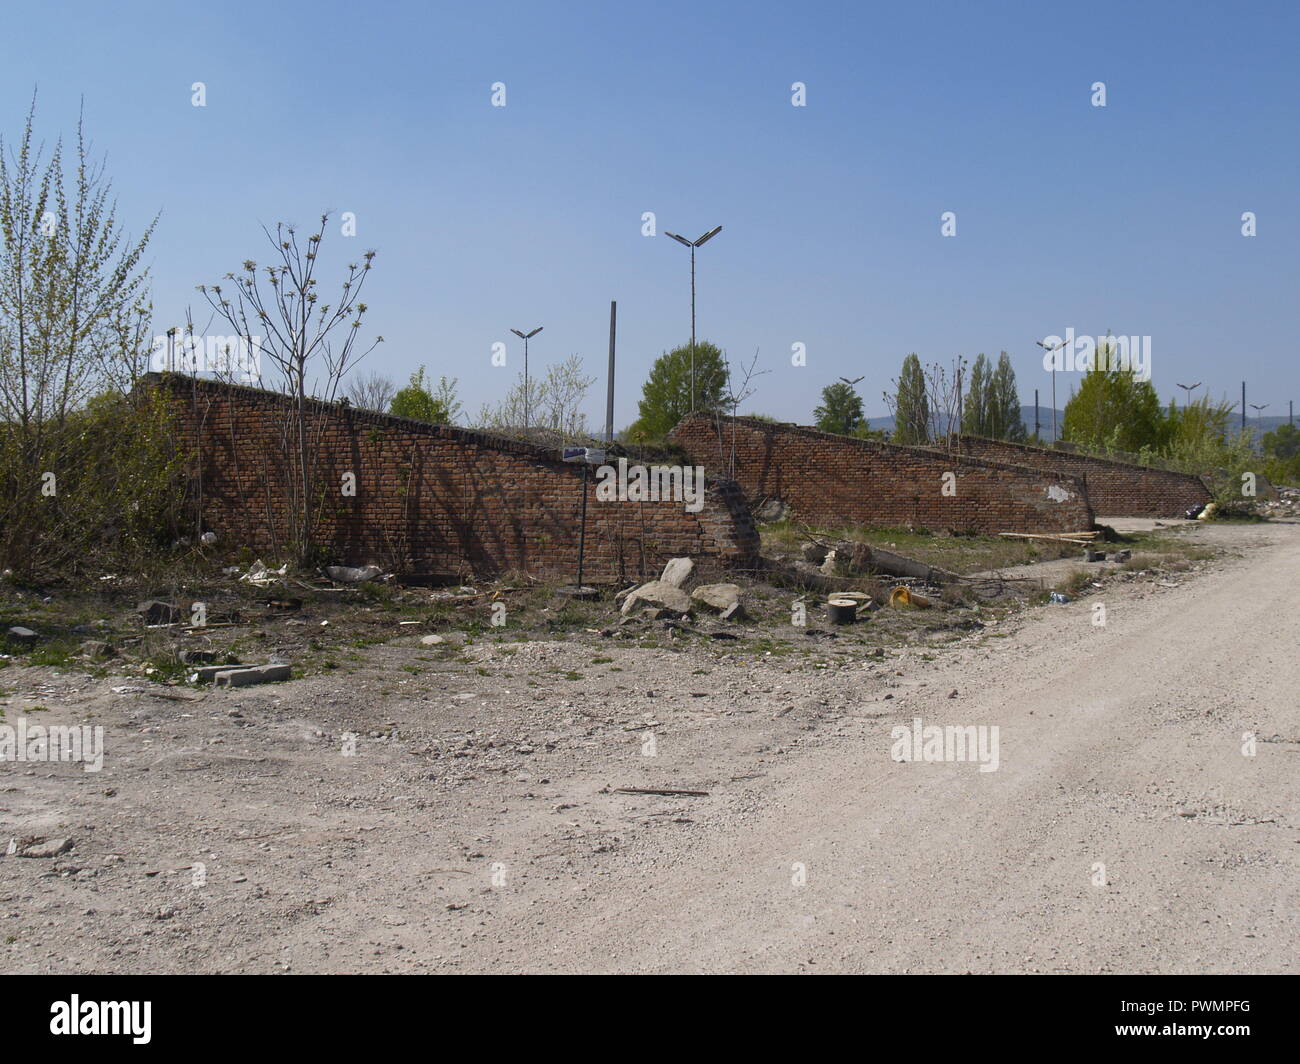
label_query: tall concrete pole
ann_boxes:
[689,243,696,413]
[605,301,617,443]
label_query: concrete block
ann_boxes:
[214,664,291,687]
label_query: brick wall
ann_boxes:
[669,414,1094,534]
[150,375,758,582]
[954,436,1212,517]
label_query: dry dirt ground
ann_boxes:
[1,521,1296,974]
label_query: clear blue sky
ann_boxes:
[5,0,1297,427]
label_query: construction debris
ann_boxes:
[214,664,292,687]
[690,583,744,615]
[324,564,385,584]
[10,836,73,858]
[239,560,289,585]
[888,586,931,609]
[826,597,858,624]
[997,531,1099,545]
[659,557,694,589]
[620,581,692,617]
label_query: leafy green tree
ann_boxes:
[990,352,1026,441]
[630,340,728,440]
[961,354,992,436]
[1262,422,1300,459]
[814,381,864,435]
[1062,335,1169,452]
[389,366,459,424]
[891,353,929,445]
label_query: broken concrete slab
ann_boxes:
[214,664,292,688]
[691,583,744,614]
[6,626,38,645]
[620,580,692,616]
[14,837,73,858]
[190,665,236,684]
[659,557,694,589]
[79,640,116,661]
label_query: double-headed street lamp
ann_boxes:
[1035,337,1068,442]
[1176,381,1202,410]
[511,326,543,429]
[838,375,865,435]
[664,225,723,412]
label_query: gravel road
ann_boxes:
[2,521,1295,973]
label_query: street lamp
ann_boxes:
[510,326,543,430]
[664,225,723,412]
[1176,381,1202,410]
[1035,337,1068,442]
[838,375,865,435]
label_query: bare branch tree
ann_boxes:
[716,348,769,478]
[197,213,382,562]
[347,370,396,413]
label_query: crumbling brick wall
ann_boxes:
[954,437,1212,517]
[151,375,758,582]
[669,414,1094,533]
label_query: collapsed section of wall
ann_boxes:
[151,375,758,582]
[669,414,1094,534]
[955,436,1212,517]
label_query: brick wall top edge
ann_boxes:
[146,372,744,490]
[671,413,1090,492]
[956,433,1209,486]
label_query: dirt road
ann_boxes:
[2,522,1296,973]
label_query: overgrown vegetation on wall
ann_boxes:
[0,96,181,581]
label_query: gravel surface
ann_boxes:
[1,521,1295,973]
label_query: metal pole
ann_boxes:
[689,244,697,413]
[605,300,617,443]
[576,463,589,590]
[1290,400,1294,427]
[956,364,963,440]
[1241,381,1246,432]
[523,337,530,431]
[1052,370,1057,443]
[1034,388,1040,440]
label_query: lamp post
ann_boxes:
[1176,381,1202,411]
[838,375,865,435]
[1035,338,1068,442]
[510,326,543,430]
[664,225,723,412]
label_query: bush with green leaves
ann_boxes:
[389,366,460,424]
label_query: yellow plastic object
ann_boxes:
[889,585,931,609]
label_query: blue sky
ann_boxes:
[5,0,1297,427]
